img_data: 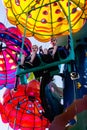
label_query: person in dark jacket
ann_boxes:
[19,45,40,69]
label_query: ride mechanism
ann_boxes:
[3,0,86,84]
[15,0,78,85]
[6,1,86,130]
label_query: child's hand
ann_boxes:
[39,46,42,50]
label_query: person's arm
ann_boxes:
[51,38,58,58]
[52,45,58,57]
[20,54,26,65]
[29,52,36,63]
[39,46,44,54]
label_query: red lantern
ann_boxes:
[0,80,50,130]
[26,79,40,98]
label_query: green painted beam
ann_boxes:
[17,46,74,76]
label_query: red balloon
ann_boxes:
[26,79,40,98]
[0,80,50,130]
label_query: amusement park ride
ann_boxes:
[0,0,87,130]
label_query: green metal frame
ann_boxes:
[16,0,75,84]
[17,42,74,76]
[16,39,75,85]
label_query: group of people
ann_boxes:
[19,37,70,69]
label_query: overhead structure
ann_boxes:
[3,0,87,42]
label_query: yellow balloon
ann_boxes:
[3,0,87,42]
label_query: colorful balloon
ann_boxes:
[3,0,87,42]
[0,80,50,130]
[0,22,32,89]
[26,79,40,98]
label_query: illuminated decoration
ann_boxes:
[3,0,87,42]
[0,80,50,130]
[0,22,32,56]
[0,22,32,89]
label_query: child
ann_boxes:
[19,45,40,69]
[50,37,70,61]
[50,37,58,59]
[39,46,53,63]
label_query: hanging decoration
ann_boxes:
[3,0,87,42]
[0,80,50,130]
[0,22,32,89]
